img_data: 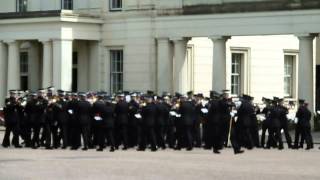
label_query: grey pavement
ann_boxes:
[0,131,320,180]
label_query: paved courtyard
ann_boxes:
[0,131,320,180]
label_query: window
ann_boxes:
[231,53,242,96]
[110,50,123,93]
[17,0,27,12]
[20,52,28,91]
[110,0,122,11]
[284,55,295,97]
[62,0,73,10]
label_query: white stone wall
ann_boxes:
[188,35,300,101]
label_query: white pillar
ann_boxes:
[41,39,53,88]
[0,41,7,107]
[89,41,102,91]
[28,42,40,91]
[157,38,173,94]
[6,40,20,92]
[210,36,229,92]
[297,35,315,114]
[52,39,73,91]
[172,37,188,94]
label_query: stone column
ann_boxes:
[297,35,316,114]
[41,39,53,88]
[172,37,189,94]
[52,39,73,91]
[157,38,173,94]
[0,41,7,107]
[6,40,20,92]
[210,36,230,92]
[89,41,102,91]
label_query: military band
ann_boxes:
[1,87,317,154]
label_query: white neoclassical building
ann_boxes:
[1,0,320,114]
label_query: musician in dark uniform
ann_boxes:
[68,93,81,150]
[53,90,69,149]
[218,90,232,148]
[259,98,272,148]
[237,95,255,149]
[267,98,283,150]
[207,94,222,153]
[295,99,313,150]
[115,94,129,150]
[155,96,169,149]
[128,93,140,147]
[278,98,293,148]
[30,89,48,149]
[178,95,196,151]
[75,93,92,151]
[92,93,108,151]
[2,90,22,148]
[138,95,157,151]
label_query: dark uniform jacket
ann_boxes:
[53,99,69,125]
[155,102,170,127]
[237,101,255,128]
[296,106,312,128]
[179,100,196,126]
[115,100,129,125]
[75,100,92,125]
[4,97,20,126]
[92,100,115,128]
[141,102,157,127]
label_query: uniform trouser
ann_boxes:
[241,127,254,149]
[96,125,105,149]
[260,126,267,148]
[2,124,20,146]
[184,125,193,149]
[210,123,221,151]
[301,126,313,148]
[193,122,202,147]
[43,123,52,148]
[250,125,260,147]
[294,125,303,148]
[155,125,166,148]
[139,126,157,150]
[32,123,41,147]
[81,125,90,148]
[60,124,68,147]
[70,124,81,148]
[281,125,292,147]
[166,125,175,148]
[203,122,211,148]
[267,127,283,148]
[106,128,115,149]
[231,126,241,153]
[120,125,128,148]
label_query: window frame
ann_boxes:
[110,49,124,93]
[109,0,123,11]
[61,0,73,10]
[20,51,28,91]
[229,47,251,97]
[283,50,298,99]
[16,0,28,12]
[231,53,242,96]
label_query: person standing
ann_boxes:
[295,99,313,150]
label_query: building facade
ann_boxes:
[1,0,320,114]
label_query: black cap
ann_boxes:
[175,92,182,98]
[147,90,154,96]
[187,91,193,96]
[299,99,305,104]
[197,93,204,98]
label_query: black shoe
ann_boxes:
[234,150,244,155]
[151,148,157,152]
[96,148,103,152]
[14,145,22,148]
[110,147,115,152]
[2,144,9,148]
[305,147,312,150]
[122,147,127,150]
[82,147,88,151]
[137,148,145,151]
[45,146,53,150]
[62,146,67,149]
[278,146,284,150]
[186,147,193,151]
[213,149,220,154]
[174,147,181,151]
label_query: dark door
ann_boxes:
[316,65,320,110]
[72,52,78,92]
